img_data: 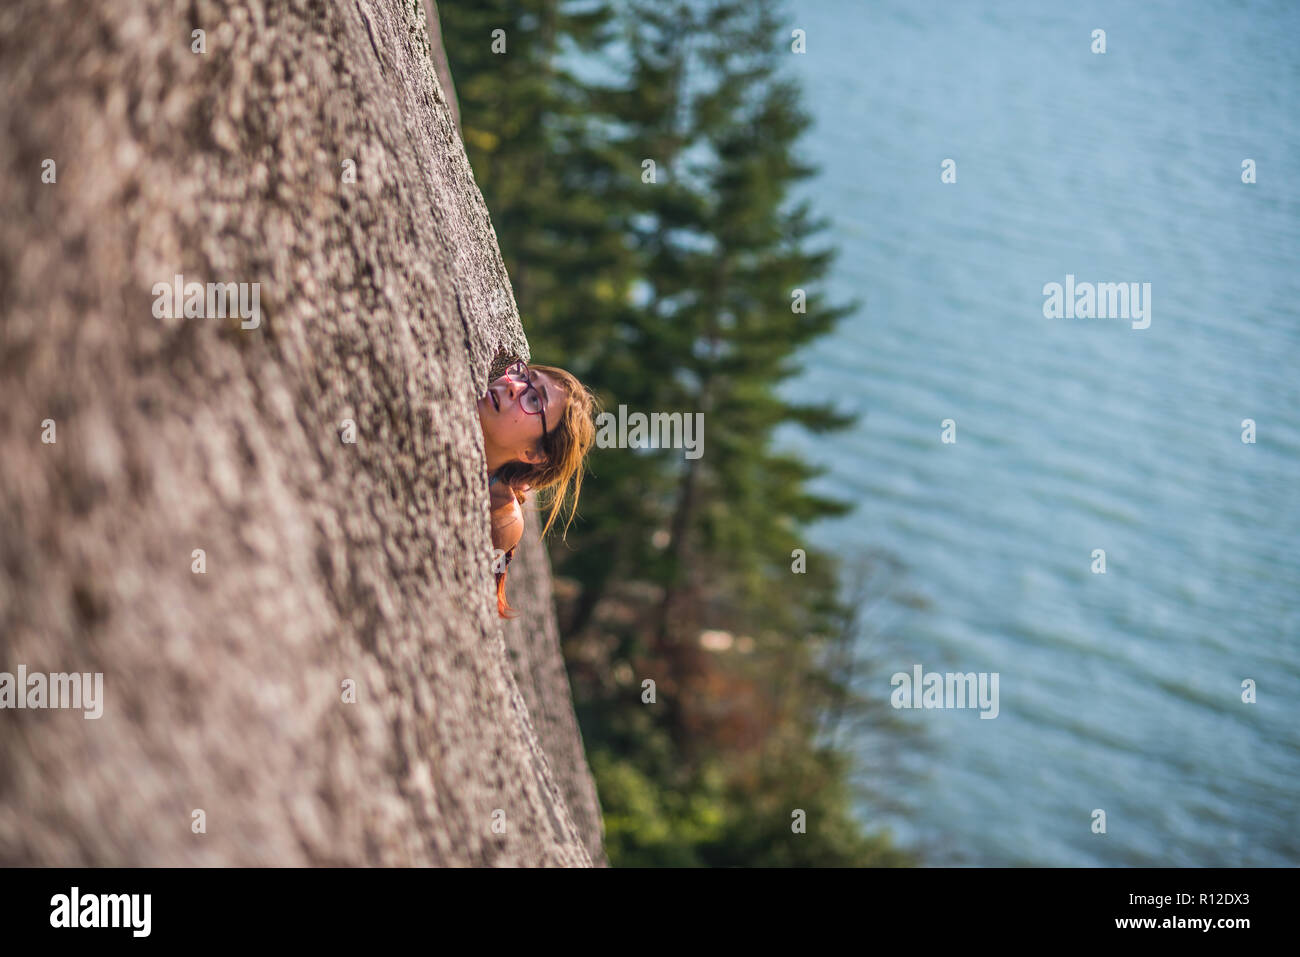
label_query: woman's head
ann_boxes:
[477,360,598,540]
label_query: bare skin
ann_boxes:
[477,367,568,554]
[488,477,528,553]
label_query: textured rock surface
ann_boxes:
[424,1,461,131]
[504,508,608,865]
[0,0,601,866]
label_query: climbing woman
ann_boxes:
[477,359,598,618]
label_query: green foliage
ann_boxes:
[590,751,727,867]
[593,743,913,867]
[440,0,916,867]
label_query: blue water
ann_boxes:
[776,0,1300,865]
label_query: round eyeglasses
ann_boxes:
[503,360,548,438]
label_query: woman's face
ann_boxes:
[477,366,568,468]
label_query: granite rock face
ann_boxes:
[0,0,602,866]
[503,508,608,866]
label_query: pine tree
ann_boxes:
[437,0,911,866]
[584,0,857,643]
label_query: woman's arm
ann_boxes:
[488,480,526,554]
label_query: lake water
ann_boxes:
[776,0,1300,865]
